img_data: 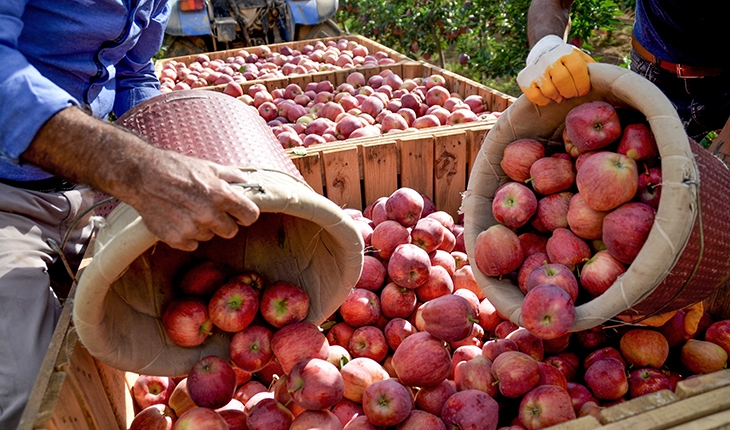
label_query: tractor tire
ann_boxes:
[162,35,213,58]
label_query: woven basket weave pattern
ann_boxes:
[630,140,730,314]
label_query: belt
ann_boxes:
[631,36,723,78]
[0,176,76,192]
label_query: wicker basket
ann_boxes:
[461,63,730,332]
[73,91,364,376]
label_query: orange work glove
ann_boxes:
[616,302,705,336]
[517,35,595,106]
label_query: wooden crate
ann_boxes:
[289,119,497,222]
[18,237,140,430]
[546,370,730,430]
[154,34,413,82]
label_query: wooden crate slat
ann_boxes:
[44,376,93,430]
[546,416,603,430]
[675,369,730,399]
[322,146,362,210]
[291,153,324,196]
[361,140,399,208]
[397,134,435,200]
[431,130,468,220]
[93,361,137,429]
[666,409,730,430]
[599,390,679,424]
[598,385,730,430]
[59,343,122,430]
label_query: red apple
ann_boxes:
[579,250,626,298]
[636,166,662,209]
[536,360,569,389]
[245,398,293,430]
[133,375,176,410]
[619,328,669,369]
[545,228,592,271]
[287,358,345,410]
[525,261,579,301]
[384,317,418,351]
[491,351,540,398]
[518,385,576,430]
[501,138,546,183]
[380,282,418,319]
[418,264,455,301]
[173,407,227,430]
[186,355,237,409]
[704,319,730,357]
[331,398,365,428]
[617,122,658,161]
[504,328,544,364]
[474,224,524,277]
[567,193,609,240]
[421,294,478,343]
[362,379,413,427]
[518,252,550,294]
[576,151,639,211]
[340,357,390,403]
[326,321,356,349]
[602,202,656,264]
[339,287,381,327]
[481,338,519,361]
[168,378,195,417]
[446,109,479,125]
[564,101,622,152]
[348,325,389,363]
[454,355,498,397]
[492,182,539,228]
[178,260,228,297]
[440,389,499,430]
[208,276,260,333]
[409,217,445,253]
[270,321,330,374]
[566,382,597,415]
[130,404,176,430]
[545,355,577,383]
[370,219,410,260]
[388,244,432,289]
[583,358,628,400]
[584,346,626,371]
[290,409,342,430]
[519,232,549,257]
[430,249,457,276]
[259,280,310,328]
[397,410,447,430]
[628,367,672,399]
[535,191,573,232]
[229,325,274,373]
[412,114,442,129]
[161,297,213,347]
[386,187,424,227]
[414,379,456,416]
[392,331,452,388]
[680,339,728,374]
[529,156,576,195]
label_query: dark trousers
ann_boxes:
[630,50,730,142]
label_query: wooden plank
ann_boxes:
[466,123,494,178]
[599,389,679,424]
[57,342,121,430]
[93,361,136,429]
[398,134,435,200]
[44,374,93,430]
[321,146,362,210]
[291,153,324,196]
[546,416,602,430]
[675,369,730,399]
[431,129,468,221]
[361,140,399,208]
[598,385,730,430]
[667,409,730,430]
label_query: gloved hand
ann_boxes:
[517,35,595,106]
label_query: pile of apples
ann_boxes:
[158,39,401,94]
[473,100,670,342]
[127,184,730,430]
[236,69,499,149]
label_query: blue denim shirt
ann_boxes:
[0,0,170,181]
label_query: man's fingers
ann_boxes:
[522,84,553,106]
[548,61,581,100]
[562,51,594,97]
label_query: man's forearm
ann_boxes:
[527,0,574,47]
[21,106,153,199]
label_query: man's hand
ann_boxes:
[23,106,260,252]
[517,35,595,106]
[121,151,261,251]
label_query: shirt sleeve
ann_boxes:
[113,0,171,117]
[0,1,78,165]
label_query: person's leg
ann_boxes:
[0,183,95,429]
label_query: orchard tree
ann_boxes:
[337,0,622,84]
